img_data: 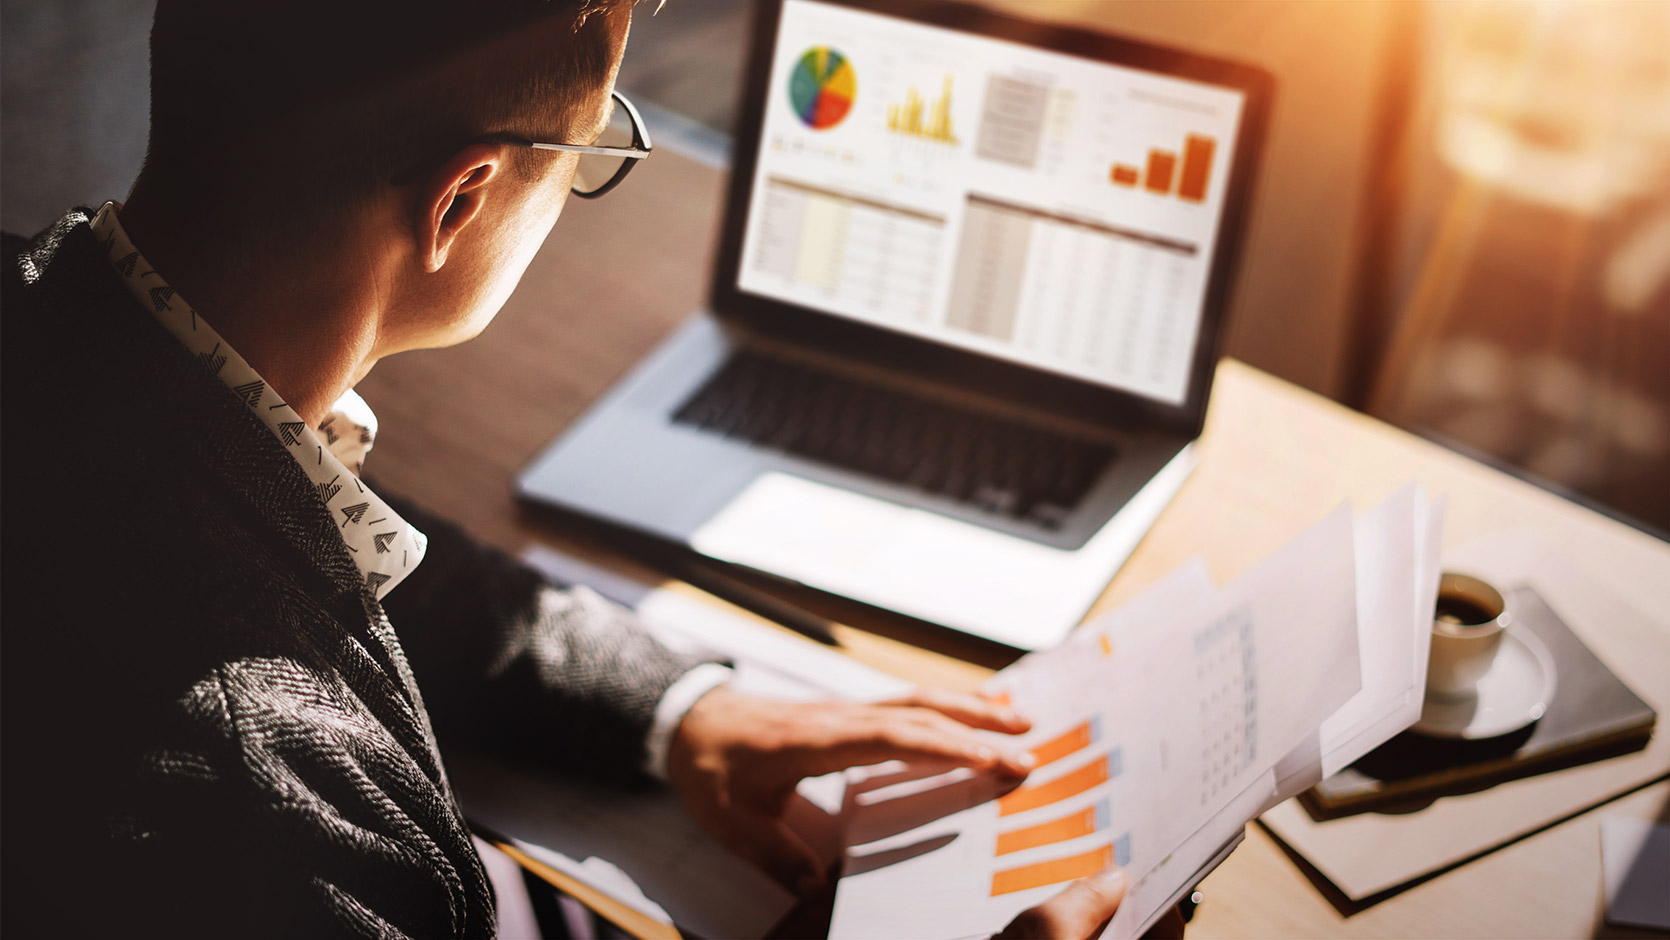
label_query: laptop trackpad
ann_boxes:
[687,458,1194,650]
[693,472,908,578]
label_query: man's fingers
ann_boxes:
[785,715,1031,779]
[882,688,1033,734]
[724,808,828,898]
[997,867,1127,939]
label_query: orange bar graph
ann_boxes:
[996,800,1106,855]
[991,844,1113,896]
[1144,150,1177,193]
[1178,134,1215,202]
[999,751,1117,816]
[1108,134,1217,200]
[1030,718,1100,769]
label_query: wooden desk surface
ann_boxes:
[357,148,1670,937]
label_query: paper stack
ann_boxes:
[830,486,1445,938]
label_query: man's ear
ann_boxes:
[418,143,504,273]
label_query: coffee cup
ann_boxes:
[1426,572,1511,699]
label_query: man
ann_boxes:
[1,1,1136,935]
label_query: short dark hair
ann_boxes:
[142,0,629,224]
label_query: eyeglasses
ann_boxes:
[507,90,653,198]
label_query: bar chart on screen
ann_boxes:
[1109,133,1217,202]
[885,75,960,145]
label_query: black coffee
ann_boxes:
[1435,594,1495,626]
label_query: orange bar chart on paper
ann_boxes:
[995,799,1109,855]
[990,833,1134,896]
[991,845,1111,896]
[1029,716,1102,769]
[998,748,1123,817]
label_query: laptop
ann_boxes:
[518,0,1271,650]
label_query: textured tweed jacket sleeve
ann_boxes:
[374,490,712,777]
[1,210,710,937]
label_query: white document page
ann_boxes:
[1157,491,1441,940]
[1314,488,1447,777]
[1264,487,1445,797]
[831,505,1363,939]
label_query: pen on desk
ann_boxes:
[668,555,842,647]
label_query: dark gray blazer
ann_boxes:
[1,209,706,937]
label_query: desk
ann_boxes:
[356,148,1670,937]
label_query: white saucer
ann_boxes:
[1413,627,1558,740]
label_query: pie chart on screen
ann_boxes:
[789,47,856,130]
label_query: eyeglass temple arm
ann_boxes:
[525,142,650,158]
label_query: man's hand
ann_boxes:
[667,684,1033,896]
[998,867,1127,939]
[1000,869,1188,940]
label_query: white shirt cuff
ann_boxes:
[642,663,734,781]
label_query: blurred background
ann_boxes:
[6,0,1666,534]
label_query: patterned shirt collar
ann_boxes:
[90,202,426,600]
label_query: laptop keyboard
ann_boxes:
[672,351,1116,528]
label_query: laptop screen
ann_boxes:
[734,0,1249,407]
